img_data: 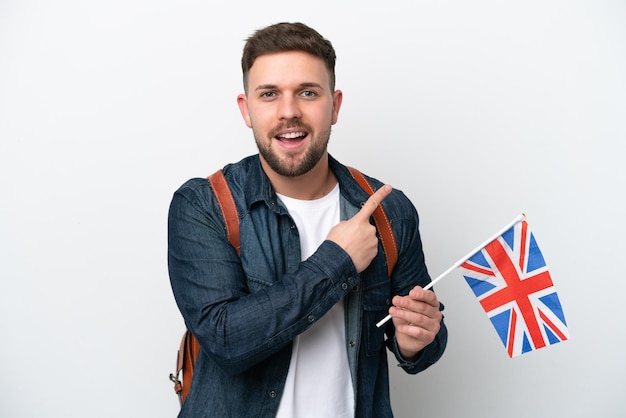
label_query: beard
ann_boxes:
[254,123,331,177]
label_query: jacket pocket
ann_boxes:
[362,278,392,357]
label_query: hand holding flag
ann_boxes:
[390,286,443,360]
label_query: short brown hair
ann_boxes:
[241,22,337,93]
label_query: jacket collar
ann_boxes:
[242,154,371,212]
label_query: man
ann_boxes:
[168,22,447,417]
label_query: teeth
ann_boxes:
[278,132,305,139]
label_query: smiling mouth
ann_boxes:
[276,131,307,140]
[275,131,308,149]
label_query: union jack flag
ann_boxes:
[460,219,569,357]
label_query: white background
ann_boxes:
[1,1,625,417]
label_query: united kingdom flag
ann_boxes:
[460,219,569,357]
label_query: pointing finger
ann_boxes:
[353,184,392,221]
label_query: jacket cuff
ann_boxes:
[307,240,360,296]
[389,335,437,375]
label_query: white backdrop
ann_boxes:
[1,1,625,417]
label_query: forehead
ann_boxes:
[247,51,330,90]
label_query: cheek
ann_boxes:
[247,106,273,129]
[318,102,339,126]
[248,113,268,133]
[323,109,337,127]
[306,106,332,126]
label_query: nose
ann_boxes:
[277,96,302,120]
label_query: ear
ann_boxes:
[237,94,252,128]
[331,89,343,125]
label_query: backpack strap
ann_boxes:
[347,167,398,277]
[208,169,240,256]
[208,167,396,274]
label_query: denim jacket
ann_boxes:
[168,154,447,418]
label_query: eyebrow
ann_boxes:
[254,82,325,91]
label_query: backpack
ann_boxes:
[169,167,398,407]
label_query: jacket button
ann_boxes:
[307,315,315,322]
[341,283,348,290]
[349,341,355,348]
[269,390,277,398]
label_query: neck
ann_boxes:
[261,153,337,200]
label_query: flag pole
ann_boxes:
[375,213,526,328]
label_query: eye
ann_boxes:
[301,90,317,98]
[261,91,276,99]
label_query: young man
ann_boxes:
[168,22,447,417]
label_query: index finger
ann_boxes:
[409,287,440,307]
[353,184,392,221]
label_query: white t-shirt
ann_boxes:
[275,183,355,418]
